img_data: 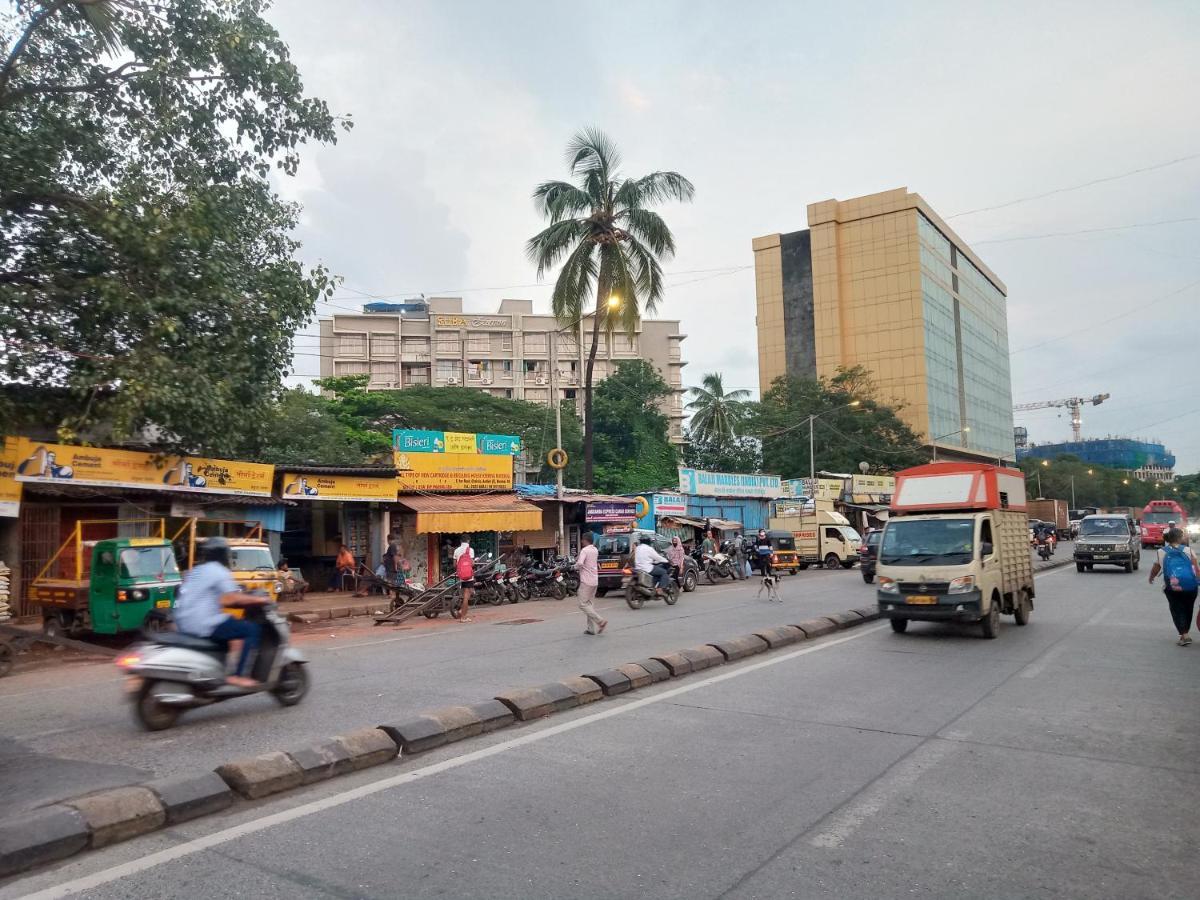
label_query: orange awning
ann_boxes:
[396,493,544,535]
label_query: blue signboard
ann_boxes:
[393,429,445,453]
[392,429,521,456]
[476,433,522,455]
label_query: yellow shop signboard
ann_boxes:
[281,472,397,502]
[0,437,21,517]
[14,439,274,496]
[394,451,513,492]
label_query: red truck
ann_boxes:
[1140,499,1187,548]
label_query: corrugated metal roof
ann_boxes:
[21,484,294,506]
[276,465,398,476]
[395,493,540,515]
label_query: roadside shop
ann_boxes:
[630,469,780,545]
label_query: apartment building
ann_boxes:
[318,297,687,443]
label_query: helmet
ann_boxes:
[639,535,653,545]
[201,536,231,567]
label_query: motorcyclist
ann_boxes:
[667,536,686,585]
[634,535,672,596]
[172,537,269,688]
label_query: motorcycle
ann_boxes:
[505,568,524,603]
[118,601,308,731]
[1036,534,1053,561]
[623,565,680,609]
[523,564,566,600]
[480,567,508,605]
[552,556,580,595]
[703,552,736,584]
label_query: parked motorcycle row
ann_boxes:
[465,557,579,607]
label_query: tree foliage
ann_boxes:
[752,368,927,477]
[683,429,761,475]
[685,372,750,443]
[292,377,584,484]
[526,128,693,487]
[1018,456,1182,511]
[590,360,679,494]
[0,0,347,453]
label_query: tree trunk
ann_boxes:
[582,278,608,489]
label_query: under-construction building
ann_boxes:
[1016,438,1177,482]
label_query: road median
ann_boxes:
[0,605,880,880]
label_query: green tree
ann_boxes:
[309,377,584,485]
[1018,457,1160,510]
[525,128,693,488]
[254,388,367,467]
[683,430,762,475]
[590,360,679,494]
[752,368,926,477]
[685,372,751,443]
[0,0,347,454]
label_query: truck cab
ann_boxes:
[876,463,1035,639]
[769,508,861,570]
[1140,500,1187,548]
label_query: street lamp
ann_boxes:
[807,400,861,484]
[607,294,621,310]
[930,427,971,462]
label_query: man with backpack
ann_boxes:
[453,535,475,623]
[1148,527,1200,646]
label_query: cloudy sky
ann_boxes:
[271,0,1200,473]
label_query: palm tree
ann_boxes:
[526,128,694,488]
[686,373,751,443]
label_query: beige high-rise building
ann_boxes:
[319,297,687,443]
[753,187,1015,461]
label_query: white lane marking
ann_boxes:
[13,624,887,900]
[1019,643,1066,679]
[809,740,957,849]
[1085,607,1111,627]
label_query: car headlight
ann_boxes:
[878,578,899,594]
[130,589,147,601]
[948,576,976,594]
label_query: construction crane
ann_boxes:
[1013,393,1110,442]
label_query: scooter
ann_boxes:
[1036,534,1053,561]
[118,601,309,731]
[622,565,680,609]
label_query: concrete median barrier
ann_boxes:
[561,675,604,705]
[650,651,692,677]
[496,680,584,721]
[616,663,655,690]
[584,668,634,696]
[631,657,671,683]
[708,635,769,662]
[64,786,165,849]
[823,610,862,628]
[794,617,837,638]
[287,740,356,785]
[679,645,725,672]
[753,625,805,648]
[216,751,305,800]
[143,772,235,824]
[0,805,89,878]
[335,727,399,770]
[850,607,881,622]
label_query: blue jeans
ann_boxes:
[210,617,261,678]
[651,563,672,591]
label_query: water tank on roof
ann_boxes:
[362,300,429,316]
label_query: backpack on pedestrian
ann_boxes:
[1162,546,1198,592]
[456,550,474,581]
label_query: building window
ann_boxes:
[563,388,577,401]
[370,334,398,357]
[524,333,548,355]
[435,333,459,356]
[501,334,513,351]
[437,360,461,382]
[502,360,513,377]
[335,333,366,357]
[467,334,490,355]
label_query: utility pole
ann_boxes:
[551,331,565,556]
[1070,475,1076,509]
[808,414,816,487]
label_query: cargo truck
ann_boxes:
[1028,498,1069,540]
[768,508,862,570]
[876,462,1035,639]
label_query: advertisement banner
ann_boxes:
[586,500,638,523]
[678,467,782,499]
[14,439,274,496]
[394,451,513,491]
[782,477,844,501]
[0,438,21,517]
[849,474,894,503]
[652,493,689,516]
[392,429,521,456]
[281,472,397,503]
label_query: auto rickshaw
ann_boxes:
[28,519,181,638]
[767,530,800,575]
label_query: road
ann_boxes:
[5,552,1195,899]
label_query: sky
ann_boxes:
[270,0,1200,473]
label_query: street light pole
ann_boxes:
[551,331,565,556]
[931,427,971,462]
[1070,475,1076,509]
[809,414,816,486]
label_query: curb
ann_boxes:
[0,606,880,879]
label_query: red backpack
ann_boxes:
[455,550,474,580]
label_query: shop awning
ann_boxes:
[396,493,543,534]
[661,515,743,531]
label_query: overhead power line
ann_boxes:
[973,217,1200,245]
[947,151,1200,219]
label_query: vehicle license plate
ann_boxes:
[600,561,619,569]
[1093,554,1110,560]
[906,595,937,605]
[155,599,171,608]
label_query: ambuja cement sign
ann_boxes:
[677,467,782,499]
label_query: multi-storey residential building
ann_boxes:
[1018,438,1177,482]
[318,297,687,443]
[753,187,1015,462]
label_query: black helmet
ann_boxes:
[201,536,231,567]
[639,535,653,545]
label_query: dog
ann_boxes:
[757,572,782,602]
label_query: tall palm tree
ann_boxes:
[686,373,751,443]
[526,128,694,488]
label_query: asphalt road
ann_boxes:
[1,564,883,812]
[5,550,1194,900]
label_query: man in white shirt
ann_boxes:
[633,535,672,595]
[573,532,606,635]
[452,536,476,621]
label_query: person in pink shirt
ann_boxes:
[667,536,686,583]
[573,532,606,635]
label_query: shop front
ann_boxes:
[396,494,543,582]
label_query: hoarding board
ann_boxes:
[586,500,638,523]
[652,493,688,516]
[0,438,20,517]
[677,467,782,499]
[394,451,513,491]
[281,472,397,502]
[14,439,274,496]
[392,429,521,456]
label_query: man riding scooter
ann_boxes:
[633,535,673,597]
[173,537,269,688]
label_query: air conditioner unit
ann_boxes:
[480,377,493,386]
[446,376,459,385]
[535,375,547,386]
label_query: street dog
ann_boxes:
[757,572,781,602]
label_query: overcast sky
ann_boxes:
[271,1,1200,473]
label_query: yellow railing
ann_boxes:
[171,518,265,569]
[34,518,166,584]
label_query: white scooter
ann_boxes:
[118,601,309,731]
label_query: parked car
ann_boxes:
[859,529,882,583]
[1074,514,1140,573]
[595,530,699,596]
